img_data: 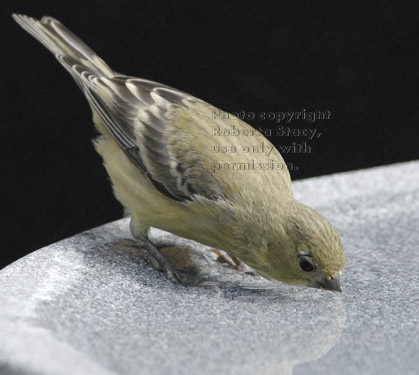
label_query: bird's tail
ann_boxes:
[12,14,114,78]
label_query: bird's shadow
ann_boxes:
[86,235,290,295]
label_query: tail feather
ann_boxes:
[12,14,114,78]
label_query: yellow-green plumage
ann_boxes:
[13,14,345,291]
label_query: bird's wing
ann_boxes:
[93,77,293,203]
[89,76,226,202]
[13,14,291,203]
[13,14,217,202]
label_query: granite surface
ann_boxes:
[1,160,418,375]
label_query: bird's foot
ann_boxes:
[210,249,258,276]
[136,236,204,286]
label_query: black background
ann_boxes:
[1,0,418,269]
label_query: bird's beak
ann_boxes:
[308,274,342,292]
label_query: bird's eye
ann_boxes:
[299,255,314,272]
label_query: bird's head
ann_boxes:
[236,198,345,292]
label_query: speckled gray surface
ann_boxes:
[1,161,418,375]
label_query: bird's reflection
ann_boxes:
[127,230,347,374]
[164,286,345,375]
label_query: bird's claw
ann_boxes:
[210,249,258,275]
[138,236,206,286]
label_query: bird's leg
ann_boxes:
[136,236,200,286]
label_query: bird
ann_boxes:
[13,14,345,291]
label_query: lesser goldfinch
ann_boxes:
[13,14,345,291]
